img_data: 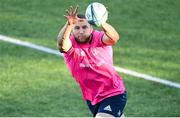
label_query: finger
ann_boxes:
[64,15,69,19]
[70,6,74,12]
[73,5,79,15]
[66,9,70,16]
[69,6,74,15]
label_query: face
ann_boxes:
[72,19,93,43]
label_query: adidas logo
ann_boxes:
[117,110,121,116]
[104,105,112,111]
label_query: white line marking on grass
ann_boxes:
[115,67,180,88]
[0,35,63,56]
[0,35,180,89]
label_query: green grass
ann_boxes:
[1,41,179,117]
[0,0,180,117]
[0,41,91,116]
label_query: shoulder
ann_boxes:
[92,30,104,38]
[91,30,106,47]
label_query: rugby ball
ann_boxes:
[85,2,108,27]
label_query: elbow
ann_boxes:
[57,44,62,52]
[115,33,120,41]
[111,40,117,45]
[58,46,66,53]
[112,34,120,45]
[57,40,64,53]
[57,37,72,53]
[57,41,70,53]
[57,44,66,53]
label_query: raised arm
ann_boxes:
[57,22,73,52]
[101,22,120,45]
[57,6,79,53]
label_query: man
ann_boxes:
[57,6,127,117]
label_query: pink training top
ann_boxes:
[63,30,126,105]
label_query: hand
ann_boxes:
[64,6,79,25]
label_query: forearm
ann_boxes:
[101,23,120,44]
[57,22,74,52]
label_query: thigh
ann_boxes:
[96,113,125,118]
[96,112,114,117]
[97,92,127,117]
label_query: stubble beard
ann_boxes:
[75,35,92,44]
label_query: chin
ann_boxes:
[76,38,90,44]
[78,40,88,44]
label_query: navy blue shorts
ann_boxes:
[86,91,127,117]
